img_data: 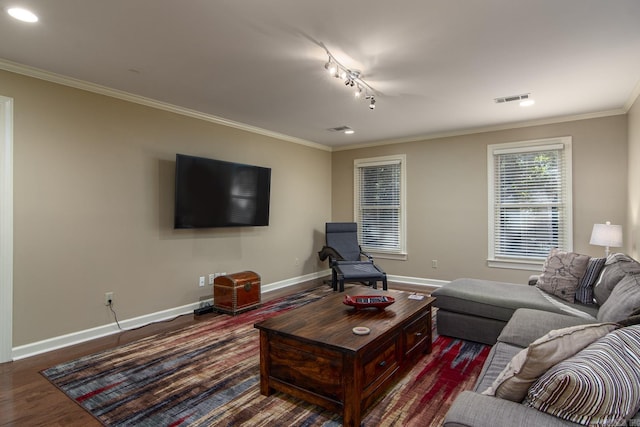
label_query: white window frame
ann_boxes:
[487,137,573,270]
[354,154,407,260]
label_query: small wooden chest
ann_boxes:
[214,271,261,314]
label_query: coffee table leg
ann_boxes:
[342,355,362,427]
[259,331,272,396]
[425,305,433,354]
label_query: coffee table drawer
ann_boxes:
[403,311,431,359]
[362,336,399,393]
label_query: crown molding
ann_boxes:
[624,78,640,112]
[2,58,635,154]
[0,58,331,152]
[333,109,628,152]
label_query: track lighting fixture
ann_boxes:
[322,47,378,110]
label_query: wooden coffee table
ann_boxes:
[254,290,435,427]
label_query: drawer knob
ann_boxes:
[379,360,387,367]
[415,332,422,337]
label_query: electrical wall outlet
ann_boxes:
[105,292,114,306]
[432,260,438,269]
[199,276,206,287]
[208,274,215,285]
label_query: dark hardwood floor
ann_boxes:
[0,278,434,426]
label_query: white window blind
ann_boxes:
[354,155,406,256]
[488,138,572,266]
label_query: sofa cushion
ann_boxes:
[575,257,605,304]
[525,325,640,426]
[497,308,595,348]
[593,253,640,305]
[597,274,640,323]
[536,249,590,303]
[433,279,597,323]
[473,342,522,393]
[482,323,617,402]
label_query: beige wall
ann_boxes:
[332,115,628,284]
[629,96,640,259]
[3,65,635,348]
[3,70,331,346]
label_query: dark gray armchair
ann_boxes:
[318,222,387,292]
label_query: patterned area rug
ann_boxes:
[42,287,490,426]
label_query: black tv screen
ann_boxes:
[174,154,271,228]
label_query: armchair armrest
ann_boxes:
[359,246,374,261]
[361,252,373,261]
[317,245,343,262]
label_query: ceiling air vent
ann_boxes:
[327,126,352,132]
[494,93,530,104]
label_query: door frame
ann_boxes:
[0,95,14,363]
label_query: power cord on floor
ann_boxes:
[105,299,188,333]
[106,300,122,330]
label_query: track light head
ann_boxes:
[322,47,378,110]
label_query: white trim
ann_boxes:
[332,110,626,152]
[487,136,573,267]
[367,251,408,261]
[387,274,448,288]
[0,59,330,153]
[354,154,407,256]
[0,96,13,363]
[11,270,330,360]
[2,59,632,155]
[260,270,330,293]
[624,77,640,112]
[487,259,544,271]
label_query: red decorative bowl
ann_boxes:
[343,295,395,310]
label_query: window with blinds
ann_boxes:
[488,137,572,268]
[354,155,406,257]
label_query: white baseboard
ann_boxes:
[388,274,449,288]
[261,270,331,293]
[12,270,443,361]
[11,270,332,361]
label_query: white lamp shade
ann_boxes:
[589,223,623,248]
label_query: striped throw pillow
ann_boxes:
[524,325,640,425]
[575,257,605,304]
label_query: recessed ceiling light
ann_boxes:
[520,99,535,107]
[7,7,38,23]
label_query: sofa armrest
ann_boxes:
[497,308,596,348]
[443,391,576,427]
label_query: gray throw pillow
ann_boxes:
[597,274,640,323]
[593,254,640,305]
[536,249,590,303]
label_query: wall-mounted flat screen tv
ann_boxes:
[174,154,271,228]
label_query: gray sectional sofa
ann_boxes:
[431,252,640,426]
[432,277,598,345]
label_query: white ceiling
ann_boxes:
[1,0,640,149]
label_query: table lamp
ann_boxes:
[589,221,623,257]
